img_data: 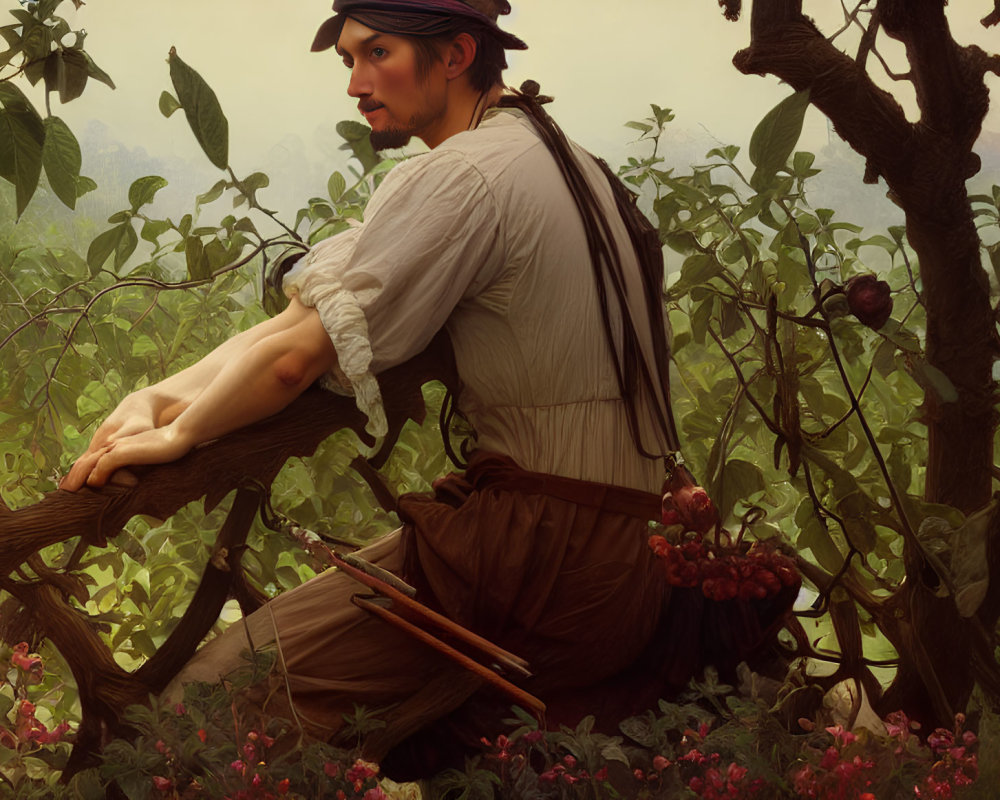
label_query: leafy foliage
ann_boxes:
[2,10,1000,795]
[0,0,107,216]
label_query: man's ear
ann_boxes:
[444,32,477,80]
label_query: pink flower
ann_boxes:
[151,776,173,792]
[820,746,840,771]
[661,465,719,533]
[28,721,70,744]
[363,788,387,800]
[277,778,290,795]
[324,761,341,778]
[653,755,671,772]
[594,766,609,781]
[10,643,44,683]
[197,728,207,743]
[0,728,17,749]
[347,759,379,783]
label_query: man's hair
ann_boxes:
[409,21,507,93]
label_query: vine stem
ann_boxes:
[227,167,302,243]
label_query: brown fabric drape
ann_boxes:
[170,452,666,761]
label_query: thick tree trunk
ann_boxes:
[906,209,996,510]
[726,0,1000,727]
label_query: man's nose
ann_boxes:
[347,65,372,98]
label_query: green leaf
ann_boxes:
[43,48,89,103]
[76,174,97,197]
[113,222,138,271]
[798,516,844,572]
[336,119,379,173]
[140,218,171,244]
[625,120,653,135]
[235,170,269,205]
[0,103,44,217]
[685,253,722,284]
[792,150,820,178]
[872,339,897,377]
[86,223,128,275]
[749,89,811,191]
[0,24,21,48]
[196,178,226,206]
[130,334,159,358]
[158,89,181,118]
[168,47,229,170]
[41,115,81,209]
[716,458,765,521]
[128,174,168,211]
[328,171,346,203]
[82,50,115,89]
[987,242,1000,286]
[185,236,210,280]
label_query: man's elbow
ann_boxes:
[269,314,338,389]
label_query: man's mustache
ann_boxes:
[358,100,385,113]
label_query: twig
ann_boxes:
[227,168,302,243]
[708,328,783,437]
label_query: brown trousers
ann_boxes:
[168,452,665,759]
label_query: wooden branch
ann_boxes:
[0,333,459,778]
[982,0,1000,28]
[136,488,262,693]
[0,332,457,575]
[733,6,915,189]
[878,0,989,149]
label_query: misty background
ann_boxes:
[10,0,1000,260]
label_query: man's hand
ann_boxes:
[60,397,158,491]
[59,298,336,492]
[61,424,194,490]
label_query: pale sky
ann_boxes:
[44,1,1000,190]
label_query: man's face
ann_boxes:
[337,18,449,151]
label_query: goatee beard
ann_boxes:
[370,127,414,151]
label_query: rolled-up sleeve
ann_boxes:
[283,149,502,438]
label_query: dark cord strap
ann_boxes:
[497,88,681,460]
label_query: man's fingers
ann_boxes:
[85,447,124,488]
[59,446,111,492]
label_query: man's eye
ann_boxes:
[371,46,387,58]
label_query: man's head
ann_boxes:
[313,0,526,150]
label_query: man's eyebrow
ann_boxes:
[336,32,384,58]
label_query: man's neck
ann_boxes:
[422,84,505,149]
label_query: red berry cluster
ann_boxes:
[649,535,799,601]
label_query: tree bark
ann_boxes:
[723,0,1000,728]
[734,0,998,512]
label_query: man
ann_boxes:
[64,0,679,763]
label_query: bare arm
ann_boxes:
[61,298,337,490]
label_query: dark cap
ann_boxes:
[312,0,528,53]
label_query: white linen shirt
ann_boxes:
[284,108,668,493]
